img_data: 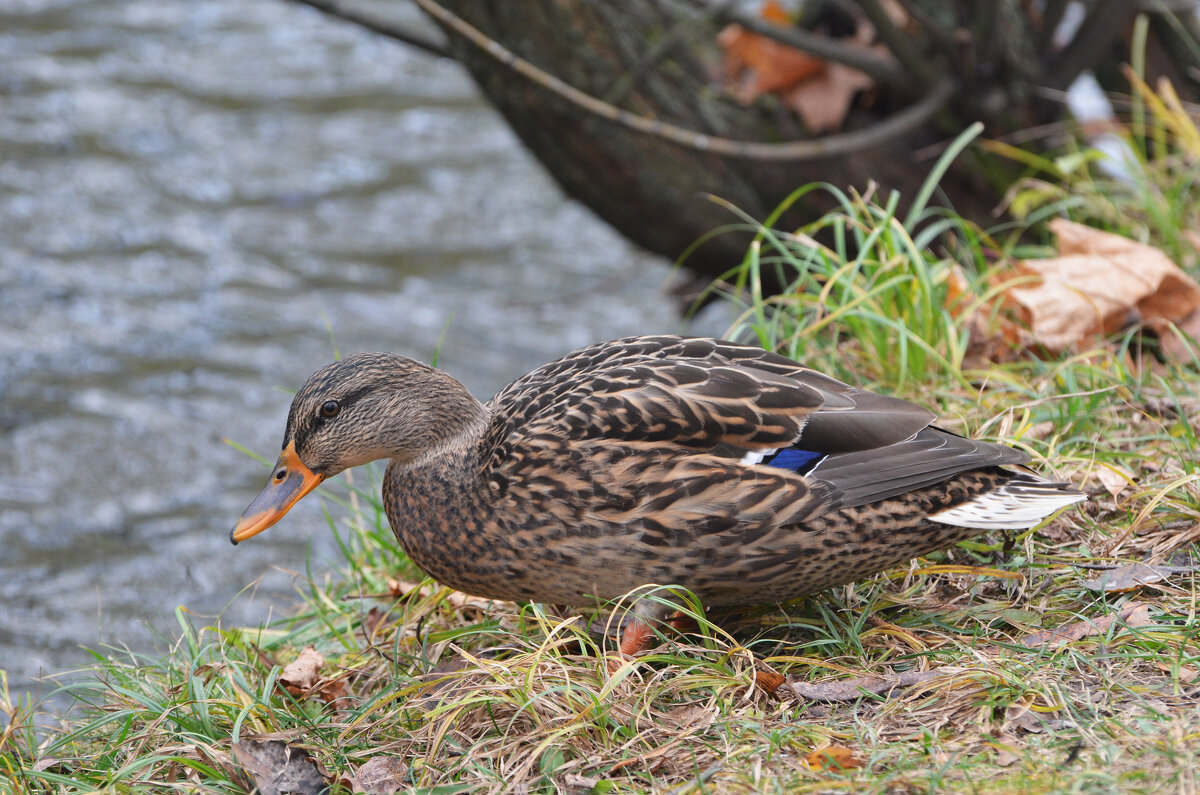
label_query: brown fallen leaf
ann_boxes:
[1154,661,1199,684]
[1018,602,1152,647]
[945,263,1023,367]
[231,738,328,795]
[783,54,878,132]
[785,669,946,702]
[348,756,409,795]
[1094,464,1133,499]
[278,646,350,708]
[386,577,429,598]
[662,704,717,730]
[1158,306,1200,361]
[987,733,1024,768]
[781,8,888,132]
[1080,562,1193,593]
[955,220,1200,364]
[803,744,866,771]
[279,647,324,696]
[442,589,497,617]
[1005,706,1048,734]
[1006,220,1200,354]
[718,1,826,105]
[316,676,350,709]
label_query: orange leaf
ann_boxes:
[804,744,866,771]
[718,1,825,104]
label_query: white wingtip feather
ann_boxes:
[929,479,1087,530]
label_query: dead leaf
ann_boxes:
[1094,464,1134,499]
[785,669,945,702]
[946,262,1022,367]
[279,647,324,696]
[663,704,717,729]
[1080,562,1192,593]
[1183,230,1200,255]
[316,676,349,708]
[231,738,329,795]
[349,756,409,795]
[31,757,67,773]
[1005,707,1048,734]
[956,221,1200,364]
[782,9,885,132]
[803,744,866,771]
[1018,602,1151,647]
[1006,220,1200,354]
[718,1,826,104]
[386,577,427,598]
[783,51,879,132]
[278,647,350,708]
[1155,661,1199,683]
[1158,306,1200,360]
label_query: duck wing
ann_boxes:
[802,426,1029,507]
[481,335,1035,521]
[482,335,933,463]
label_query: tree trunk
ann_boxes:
[414,1,1186,284]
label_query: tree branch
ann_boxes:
[687,0,915,92]
[411,0,956,161]
[851,0,936,89]
[285,0,451,59]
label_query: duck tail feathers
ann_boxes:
[929,473,1087,530]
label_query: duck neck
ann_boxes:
[396,372,489,469]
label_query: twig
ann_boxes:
[411,0,956,161]
[602,15,704,107]
[286,0,451,59]
[852,0,936,89]
[690,0,913,91]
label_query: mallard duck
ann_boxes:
[232,335,1084,656]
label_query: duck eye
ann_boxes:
[320,400,340,418]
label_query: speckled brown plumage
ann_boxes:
[235,335,1085,617]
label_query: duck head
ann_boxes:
[230,352,483,544]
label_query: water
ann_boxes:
[0,0,709,705]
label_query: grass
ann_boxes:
[4,94,1200,795]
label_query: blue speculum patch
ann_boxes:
[765,448,824,473]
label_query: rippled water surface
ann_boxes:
[0,0,698,701]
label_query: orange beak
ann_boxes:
[230,442,325,544]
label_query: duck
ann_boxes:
[231,335,1085,657]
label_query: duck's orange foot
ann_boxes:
[607,611,702,674]
[607,620,656,674]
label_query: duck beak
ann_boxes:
[230,442,325,544]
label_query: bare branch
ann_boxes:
[411,0,956,161]
[852,0,937,89]
[686,0,915,92]
[285,0,451,59]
